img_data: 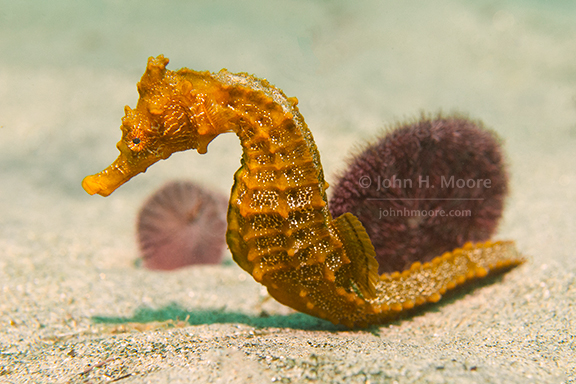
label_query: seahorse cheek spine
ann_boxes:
[82,55,524,328]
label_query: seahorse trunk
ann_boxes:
[214,72,522,328]
[83,55,524,328]
[215,72,381,327]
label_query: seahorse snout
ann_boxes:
[81,156,134,197]
[81,175,101,195]
[81,174,116,197]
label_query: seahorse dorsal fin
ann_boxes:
[333,213,379,299]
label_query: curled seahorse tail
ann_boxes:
[312,218,524,327]
[291,237,524,328]
[353,240,525,326]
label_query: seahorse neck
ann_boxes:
[214,70,327,197]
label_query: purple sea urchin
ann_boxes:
[136,180,227,270]
[329,114,508,274]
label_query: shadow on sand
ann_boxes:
[92,272,512,334]
[92,303,346,331]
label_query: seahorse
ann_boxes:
[82,55,524,328]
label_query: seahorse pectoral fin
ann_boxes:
[332,213,380,300]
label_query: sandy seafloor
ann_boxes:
[1,0,575,383]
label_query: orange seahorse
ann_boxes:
[82,55,524,328]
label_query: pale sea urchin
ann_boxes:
[136,180,228,270]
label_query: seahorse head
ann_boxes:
[82,55,229,196]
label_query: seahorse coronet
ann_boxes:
[83,55,525,328]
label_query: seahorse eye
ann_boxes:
[132,138,141,145]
